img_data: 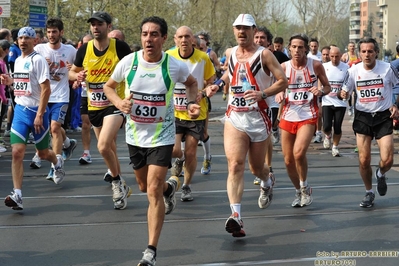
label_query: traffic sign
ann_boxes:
[29,20,46,28]
[30,5,47,14]
[29,0,47,28]
[0,0,11,4]
[0,4,10,18]
[29,13,47,21]
[29,0,46,7]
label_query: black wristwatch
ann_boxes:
[261,91,268,99]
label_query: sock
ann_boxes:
[325,134,331,139]
[366,189,374,194]
[261,178,272,188]
[316,130,322,135]
[83,150,90,156]
[332,145,338,149]
[269,166,273,173]
[295,188,301,194]
[230,203,241,218]
[179,154,185,161]
[376,168,383,178]
[14,189,22,198]
[300,180,308,188]
[202,136,211,160]
[147,245,157,256]
[112,174,120,181]
[54,155,62,168]
[63,137,71,149]
[181,141,185,151]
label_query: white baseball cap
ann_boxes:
[232,14,256,27]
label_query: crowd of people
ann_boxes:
[1,12,399,266]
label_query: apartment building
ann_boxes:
[349,0,379,42]
[377,0,399,56]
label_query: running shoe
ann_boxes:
[164,176,181,214]
[181,185,193,202]
[271,128,280,144]
[0,144,6,153]
[300,185,313,207]
[253,177,261,185]
[348,107,353,116]
[258,185,273,209]
[112,177,132,210]
[30,153,42,169]
[53,155,65,184]
[313,132,322,143]
[27,132,35,144]
[103,169,113,183]
[225,212,246,237]
[323,135,331,149]
[3,129,10,137]
[359,192,375,208]
[332,147,340,157]
[137,248,156,266]
[375,168,387,196]
[200,156,212,175]
[170,158,184,177]
[79,153,92,164]
[4,192,23,210]
[291,190,302,207]
[62,139,77,160]
[46,167,54,182]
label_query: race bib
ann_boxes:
[13,73,32,96]
[130,92,166,123]
[88,82,110,107]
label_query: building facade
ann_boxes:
[377,0,399,58]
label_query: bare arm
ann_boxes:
[34,79,51,133]
[103,78,132,114]
[69,64,87,82]
[312,60,331,96]
[183,74,200,119]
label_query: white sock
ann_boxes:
[14,189,22,198]
[55,154,62,168]
[63,137,71,148]
[261,178,272,188]
[83,150,90,156]
[230,203,241,218]
[300,180,308,188]
[376,168,384,178]
[202,136,211,160]
[366,189,374,193]
[181,141,185,151]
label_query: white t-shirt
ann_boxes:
[342,60,399,112]
[322,61,349,107]
[111,51,190,147]
[34,43,76,103]
[14,51,50,107]
[307,51,321,61]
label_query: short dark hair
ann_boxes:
[274,37,284,44]
[289,33,310,53]
[309,38,319,44]
[35,29,44,39]
[196,31,210,46]
[46,17,64,31]
[257,26,273,45]
[358,37,379,54]
[321,46,330,52]
[0,29,10,40]
[11,28,20,42]
[140,16,168,37]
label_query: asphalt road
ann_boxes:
[1,92,399,266]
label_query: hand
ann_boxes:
[275,92,284,103]
[77,70,87,82]
[339,89,347,100]
[205,84,219,98]
[389,105,398,118]
[187,103,200,119]
[118,93,134,114]
[33,115,45,134]
[308,86,321,96]
[222,93,226,101]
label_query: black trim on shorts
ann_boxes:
[88,106,124,128]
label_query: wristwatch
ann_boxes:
[261,91,268,99]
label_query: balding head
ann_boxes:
[108,29,125,41]
[329,46,342,66]
[174,26,194,55]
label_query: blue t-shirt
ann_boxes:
[8,44,21,63]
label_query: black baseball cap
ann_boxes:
[87,11,112,24]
